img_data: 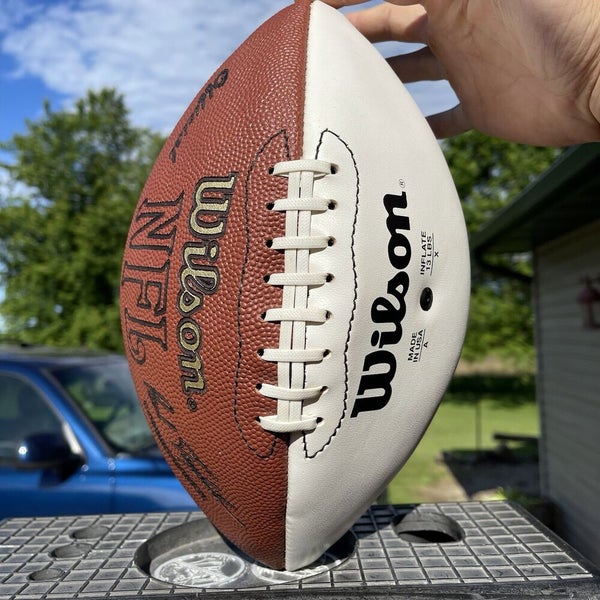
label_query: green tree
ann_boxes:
[0,89,163,350]
[442,131,561,364]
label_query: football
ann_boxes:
[120,0,470,571]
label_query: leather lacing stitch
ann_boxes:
[258,159,335,433]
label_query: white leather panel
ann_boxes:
[285,0,470,570]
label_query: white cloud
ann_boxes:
[1,0,457,134]
[1,0,289,132]
[0,0,41,34]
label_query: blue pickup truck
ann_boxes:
[0,345,197,518]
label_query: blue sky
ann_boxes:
[0,0,457,149]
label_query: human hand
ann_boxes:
[322,0,600,146]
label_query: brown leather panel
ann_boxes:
[121,0,312,569]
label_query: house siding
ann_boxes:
[534,218,600,566]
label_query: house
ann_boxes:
[471,143,600,566]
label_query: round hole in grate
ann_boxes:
[393,510,464,544]
[50,542,92,559]
[135,516,355,589]
[71,525,109,540]
[28,567,65,581]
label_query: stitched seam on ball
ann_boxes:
[303,129,359,459]
[233,129,291,459]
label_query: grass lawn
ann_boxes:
[385,369,539,503]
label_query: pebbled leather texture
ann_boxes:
[121,0,311,570]
[121,0,470,572]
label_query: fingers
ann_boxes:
[320,0,471,140]
[344,2,428,44]
[426,105,472,139]
[319,0,423,7]
[388,50,470,139]
[387,47,446,83]
[318,0,372,7]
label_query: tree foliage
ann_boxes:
[0,89,163,350]
[442,131,562,364]
[0,92,563,362]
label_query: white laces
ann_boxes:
[258,159,335,433]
